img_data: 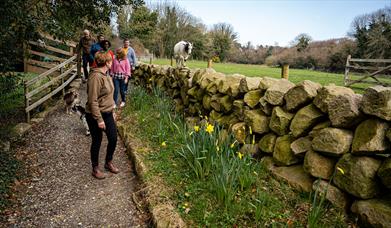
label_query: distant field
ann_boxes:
[148,58,390,93]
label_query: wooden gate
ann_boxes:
[23,35,81,123]
[344,55,391,87]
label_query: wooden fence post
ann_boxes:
[24,81,30,123]
[170,57,173,66]
[23,42,28,73]
[344,55,351,86]
[60,66,65,96]
[207,59,213,68]
[281,64,289,79]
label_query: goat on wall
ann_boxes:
[174,41,193,68]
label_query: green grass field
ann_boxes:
[148,58,389,93]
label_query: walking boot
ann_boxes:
[105,161,120,174]
[92,166,105,179]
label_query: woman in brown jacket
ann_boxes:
[85,51,119,179]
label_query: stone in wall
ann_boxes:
[377,158,391,189]
[312,128,353,156]
[202,95,212,110]
[361,85,391,121]
[328,93,364,128]
[284,80,321,111]
[291,136,312,156]
[308,121,331,138]
[352,119,390,154]
[272,165,314,192]
[259,97,273,116]
[290,104,325,137]
[244,109,270,134]
[217,74,244,97]
[215,114,239,128]
[231,122,247,144]
[269,106,294,136]
[240,144,260,156]
[273,135,301,166]
[233,100,249,121]
[258,133,277,153]
[258,77,279,91]
[264,79,295,105]
[351,197,391,228]
[313,85,355,113]
[334,154,382,199]
[312,179,351,210]
[388,128,391,142]
[244,90,263,108]
[240,77,262,93]
[304,150,337,180]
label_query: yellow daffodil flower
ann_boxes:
[161,141,167,147]
[252,135,255,145]
[238,152,244,160]
[249,126,253,135]
[206,124,214,134]
[337,167,345,175]
[230,140,237,148]
[194,125,200,132]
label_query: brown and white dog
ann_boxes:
[63,90,79,114]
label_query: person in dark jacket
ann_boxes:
[89,34,105,68]
[77,30,96,81]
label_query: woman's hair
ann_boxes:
[116,48,126,60]
[95,51,112,67]
[99,40,111,48]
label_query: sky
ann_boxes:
[173,0,391,47]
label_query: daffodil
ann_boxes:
[249,126,253,135]
[230,140,238,148]
[337,167,345,175]
[189,131,194,136]
[184,192,190,197]
[238,152,244,160]
[205,124,214,134]
[216,145,220,152]
[194,125,200,132]
[252,135,255,145]
[161,141,167,147]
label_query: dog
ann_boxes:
[63,90,79,114]
[71,104,90,136]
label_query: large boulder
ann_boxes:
[258,133,277,153]
[269,106,294,136]
[264,79,295,105]
[291,136,312,156]
[378,158,391,189]
[313,85,355,113]
[244,110,270,134]
[311,128,353,156]
[361,86,391,121]
[272,165,314,192]
[328,93,363,128]
[312,180,351,210]
[352,119,390,154]
[290,104,325,137]
[284,80,321,111]
[273,135,301,166]
[351,197,391,228]
[231,122,247,144]
[303,150,337,180]
[244,90,263,108]
[333,154,382,199]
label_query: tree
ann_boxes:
[210,23,238,62]
[292,33,312,52]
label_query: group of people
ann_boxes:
[77,29,137,179]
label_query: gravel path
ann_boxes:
[4,84,150,227]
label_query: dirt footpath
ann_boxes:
[3,84,150,227]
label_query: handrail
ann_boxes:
[28,41,73,56]
[350,58,391,63]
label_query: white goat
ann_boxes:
[174,41,193,68]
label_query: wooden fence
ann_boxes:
[344,55,391,87]
[24,35,80,123]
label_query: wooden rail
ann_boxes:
[344,55,391,87]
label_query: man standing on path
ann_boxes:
[123,38,137,94]
[77,30,96,81]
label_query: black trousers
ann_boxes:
[86,112,117,168]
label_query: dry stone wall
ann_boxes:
[133,63,391,226]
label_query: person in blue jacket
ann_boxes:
[122,38,137,94]
[89,34,105,67]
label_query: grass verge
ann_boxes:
[120,84,349,227]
